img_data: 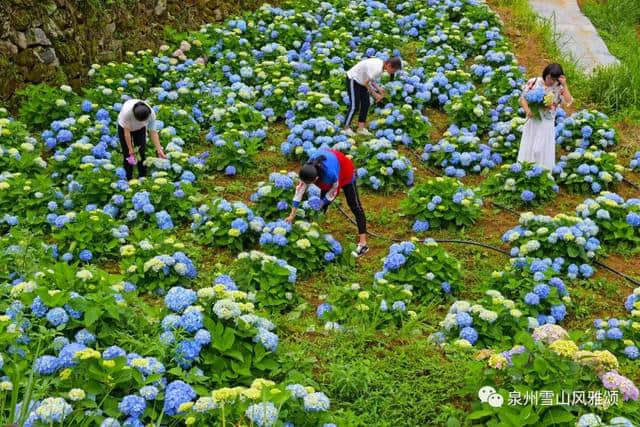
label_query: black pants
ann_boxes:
[344,77,370,127]
[321,181,367,234]
[118,125,147,180]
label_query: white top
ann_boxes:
[117,99,157,132]
[347,58,384,86]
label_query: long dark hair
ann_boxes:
[542,63,564,81]
[299,155,326,184]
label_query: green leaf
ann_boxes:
[84,306,103,327]
[467,409,494,420]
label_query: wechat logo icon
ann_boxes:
[478,386,504,408]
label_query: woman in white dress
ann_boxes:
[517,64,573,170]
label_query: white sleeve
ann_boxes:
[147,108,157,131]
[323,181,339,205]
[292,181,307,207]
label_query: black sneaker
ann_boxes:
[355,244,369,257]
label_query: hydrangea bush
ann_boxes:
[317,281,415,330]
[487,117,526,162]
[250,171,324,222]
[232,250,298,310]
[401,177,482,231]
[190,198,263,252]
[555,109,617,151]
[422,126,498,177]
[258,220,349,276]
[352,138,414,191]
[502,213,601,264]
[375,240,462,302]
[576,192,640,254]
[432,291,527,348]
[553,149,624,194]
[480,162,558,207]
[485,259,571,328]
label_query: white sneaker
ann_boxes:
[343,128,356,137]
[357,128,372,136]
[351,244,369,258]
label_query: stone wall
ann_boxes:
[0,0,270,105]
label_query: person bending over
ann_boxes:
[117,99,166,180]
[343,56,402,136]
[286,148,369,257]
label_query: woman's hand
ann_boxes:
[126,153,137,165]
[285,213,295,223]
[558,75,567,86]
[525,108,534,118]
[157,148,167,159]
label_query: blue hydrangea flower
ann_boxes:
[459,326,478,345]
[118,395,146,418]
[253,327,278,352]
[164,287,197,313]
[520,190,535,202]
[163,380,196,416]
[34,355,60,375]
[46,307,69,327]
[412,220,429,232]
[303,392,330,411]
[245,402,278,426]
[624,346,640,360]
[316,303,332,318]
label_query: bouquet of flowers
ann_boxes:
[524,86,554,120]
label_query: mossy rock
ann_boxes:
[12,8,38,31]
[55,41,80,64]
[14,49,38,67]
[23,63,56,83]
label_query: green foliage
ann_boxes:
[444,90,493,132]
[320,281,415,329]
[582,0,640,117]
[402,177,483,230]
[480,162,558,208]
[233,250,299,311]
[377,240,462,302]
[16,84,80,130]
[52,209,123,261]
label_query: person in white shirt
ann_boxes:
[117,99,166,180]
[343,56,402,136]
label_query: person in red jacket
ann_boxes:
[286,148,368,257]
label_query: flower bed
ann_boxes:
[480,162,558,208]
[375,239,462,302]
[401,177,482,231]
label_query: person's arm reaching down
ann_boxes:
[287,181,308,222]
[321,180,339,207]
[149,130,166,158]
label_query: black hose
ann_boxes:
[336,205,510,256]
[338,205,640,286]
[357,147,640,285]
[595,261,640,287]
[623,178,640,192]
